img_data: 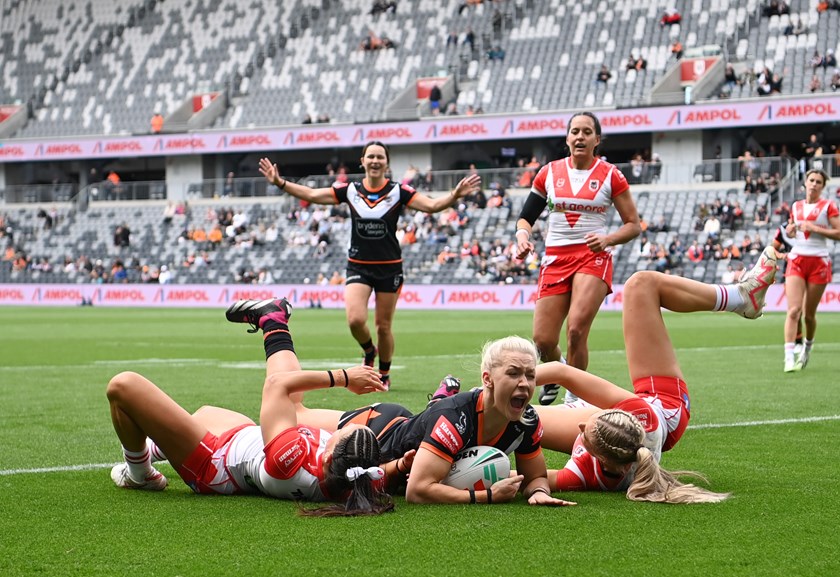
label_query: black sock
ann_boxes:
[263,320,294,359]
[379,361,391,375]
[361,339,375,354]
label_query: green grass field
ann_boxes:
[1,305,839,577]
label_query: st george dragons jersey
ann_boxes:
[530,157,629,247]
[225,425,329,501]
[554,396,667,492]
[374,389,544,464]
[789,198,839,257]
[332,180,417,264]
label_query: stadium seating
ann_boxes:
[3,0,838,137]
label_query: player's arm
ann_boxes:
[259,364,384,444]
[516,452,576,506]
[408,174,481,213]
[405,446,524,504]
[602,189,642,247]
[536,361,635,408]
[258,157,337,204]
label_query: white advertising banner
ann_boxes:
[1,283,838,312]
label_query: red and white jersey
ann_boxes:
[790,198,839,257]
[531,157,629,247]
[226,425,329,501]
[554,398,665,492]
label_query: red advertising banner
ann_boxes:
[0,105,21,123]
[680,57,719,85]
[416,77,447,99]
[192,92,218,113]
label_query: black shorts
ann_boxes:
[345,262,404,293]
[338,403,414,437]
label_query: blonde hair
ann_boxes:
[480,336,539,374]
[591,410,730,504]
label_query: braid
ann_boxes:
[592,410,646,465]
[298,428,394,517]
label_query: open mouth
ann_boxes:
[510,397,526,410]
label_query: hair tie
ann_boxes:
[345,466,385,482]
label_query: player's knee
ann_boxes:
[533,335,559,360]
[625,270,657,295]
[347,314,367,332]
[106,371,140,400]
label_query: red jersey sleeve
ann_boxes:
[610,165,630,197]
[829,201,839,218]
[263,427,308,480]
[555,466,588,491]
[530,164,550,196]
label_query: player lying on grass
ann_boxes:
[107,299,396,516]
[529,246,779,503]
[226,301,574,507]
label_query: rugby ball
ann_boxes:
[443,445,511,490]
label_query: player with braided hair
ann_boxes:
[107,298,395,516]
[532,248,779,503]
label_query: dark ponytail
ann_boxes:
[298,427,394,517]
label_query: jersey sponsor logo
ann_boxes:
[355,218,387,239]
[431,416,464,453]
[267,435,307,479]
[552,201,607,214]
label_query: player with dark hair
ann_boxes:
[107,299,394,517]
[513,111,641,405]
[259,142,480,390]
[780,168,839,372]
[532,247,779,503]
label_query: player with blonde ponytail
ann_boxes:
[533,245,780,503]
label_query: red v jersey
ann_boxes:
[791,198,839,257]
[531,157,629,247]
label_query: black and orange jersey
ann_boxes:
[332,179,416,265]
[339,389,543,464]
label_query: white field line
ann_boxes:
[2,415,838,477]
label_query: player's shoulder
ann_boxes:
[263,426,320,480]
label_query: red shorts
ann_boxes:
[632,376,690,452]
[177,424,251,494]
[537,244,613,299]
[786,254,832,285]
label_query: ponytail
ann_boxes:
[592,410,730,504]
[298,427,394,517]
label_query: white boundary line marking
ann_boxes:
[2,415,838,477]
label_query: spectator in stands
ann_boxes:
[809,75,824,93]
[704,214,721,240]
[596,65,612,83]
[464,28,475,51]
[302,114,313,124]
[360,30,383,50]
[150,113,164,134]
[831,69,840,91]
[223,171,235,197]
[114,223,131,248]
[686,240,704,263]
[670,39,683,60]
[370,0,397,15]
[445,102,460,115]
[446,30,458,47]
[659,7,681,27]
[317,113,331,123]
[437,245,457,264]
[810,50,825,71]
[487,46,506,61]
[329,270,345,285]
[105,171,122,200]
[754,204,770,227]
[514,111,641,406]
[824,50,837,69]
[158,264,172,284]
[782,169,839,372]
[429,84,442,115]
[259,141,480,390]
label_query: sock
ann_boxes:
[379,361,391,382]
[122,446,153,483]
[146,438,167,463]
[263,319,294,359]
[784,342,796,363]
[714,285,743,312]
[804,339,814,353]
[361,340,376,365]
